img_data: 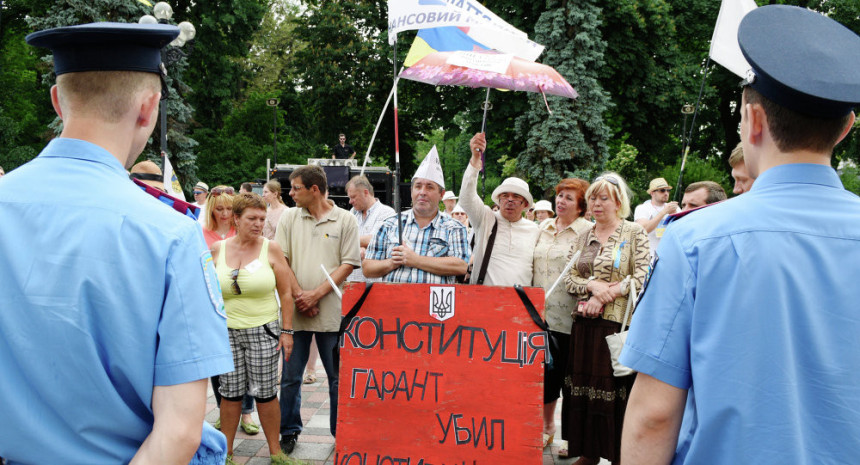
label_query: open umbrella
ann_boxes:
[400,49,577,194]
[400,49,577,131]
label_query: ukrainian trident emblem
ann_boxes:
[429,286,455,321]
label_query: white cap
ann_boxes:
[413,145,445,189]
[452,204,466,214]
[491,177,534,208]
[534,199,553,213]
[442,191,458,201]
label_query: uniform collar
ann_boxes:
[39,138,127,176]
[750,163,842,192]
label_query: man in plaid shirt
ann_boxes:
[363,147,470,284]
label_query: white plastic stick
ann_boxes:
[320,264,343,299]
[545,250,581,299]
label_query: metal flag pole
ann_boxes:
[675,56,712,200]
[393,37,403,244]
[479,87,492,198]
[361,68,403,177]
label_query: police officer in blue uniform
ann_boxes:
[619,6,860,464]
[0,23,234,464]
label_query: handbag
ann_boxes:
[605,277,636,377]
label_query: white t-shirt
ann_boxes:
[633,199,675,255]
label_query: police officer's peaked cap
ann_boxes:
[26,22,180,76]
[738,5,860,119]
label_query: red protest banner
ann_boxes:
[336,283,547,465]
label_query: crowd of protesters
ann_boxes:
[4,7,860,465]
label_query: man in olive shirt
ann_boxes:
[275,165,360,451]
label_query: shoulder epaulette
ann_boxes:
[658,200,726,227]
[132,178,201,220]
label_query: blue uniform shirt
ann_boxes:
[621,164,860,464]
[0,138,234,464]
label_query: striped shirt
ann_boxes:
[348,199,396,282]
[365,209,470,284]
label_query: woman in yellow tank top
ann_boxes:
[211,192,297,465]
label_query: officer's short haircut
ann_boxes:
[290,165,327,195]
[232,192,266,218]
[346,175,374,196]
[743,87,853,154]
[684,181,727,205]
[57,71,159,123]
[728,142,744,167]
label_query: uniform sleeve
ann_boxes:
[620,228,694,389]
[366,218,394,260]
[154,226,233,386]
[340,212,361,267]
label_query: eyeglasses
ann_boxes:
[290,184,307,191]
[654,188,670,193]
[593,175,620,187]
[211,187,235,196]
[230,269,241,295]
[498,193,524,204]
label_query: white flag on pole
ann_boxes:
[387,0,543,61]
[162,153,186,201]
[709,0,757,78]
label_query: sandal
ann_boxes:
[240,420,260,435]
[557,439,569,458]
[303,373,317,384]
[543,432,554,448]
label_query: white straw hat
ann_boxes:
[491,177,534,209]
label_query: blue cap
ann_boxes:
[26,22,180,76]
[738,5,860,118]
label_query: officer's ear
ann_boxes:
[137,90,160,128]
[834,112,856,146]
[50,85,64,120]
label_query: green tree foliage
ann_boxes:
[0,0,54,171]
[514,0,612,198]
[173,0,268,129]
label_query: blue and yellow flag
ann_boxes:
[404,26,489,67]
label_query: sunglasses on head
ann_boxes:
[211,187,235,196]
[230,268,241,295]
[594,175,620,187]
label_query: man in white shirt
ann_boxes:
[633,177,678,255]
[464,133,540,286]
[345,175,395,282]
